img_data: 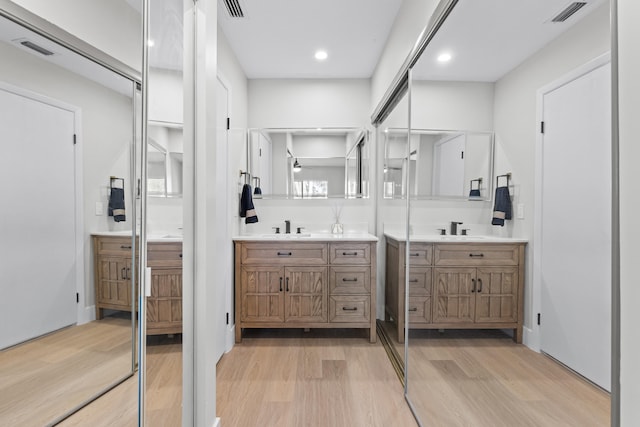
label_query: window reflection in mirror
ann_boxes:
[383,128,493,200]
[247,128,369,199]
[147,122,183,198]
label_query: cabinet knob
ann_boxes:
[179,253,183,258]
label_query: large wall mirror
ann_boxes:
[0,3,140,425]
[247,127,369,199]
[148,121,183,198]
[383,128,494,200]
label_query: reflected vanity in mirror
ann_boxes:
[0,3,140,425]
[148,121,184,198]
[383,128,494,200]
[247,127,369,198]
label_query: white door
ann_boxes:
[216,77,230,361]
[0,86,77,349]
[539,60,611,390]
[433,133,465,196]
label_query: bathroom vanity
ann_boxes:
[384,233,527,343]
[92,233,183,335]
[233,234,378,343]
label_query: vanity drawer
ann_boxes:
[329,296,370,323]
[405,244,433,266]
[147,242,183,268]
[95,236,138,255]
[240,242,327,265]
[434,244,519,266]
[408,267,432,296]
[329,266,370,294]
[329,243,371,265]
[407,296,431,324]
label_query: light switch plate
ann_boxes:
[95,201,103,215]
[516,203,525,219]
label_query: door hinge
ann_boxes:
[76,292,80,303]
[461,151,464,159]
[540,121,545,134]
[226,117,230,130]
[73,134,77,145]
[259,148,262,156]
[537,313,541,325]
[226,312,229,325]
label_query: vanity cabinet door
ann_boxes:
[96,256,132,312]
[147,268,182,334]
[240,266,285,323]
[474,267,518,323]
[433,267,476,323]
[284,266,328,323]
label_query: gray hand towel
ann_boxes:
[491,186,511,226]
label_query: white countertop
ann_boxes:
[91,231,183,242]
[383,232,528,244]
[233,232,378,242]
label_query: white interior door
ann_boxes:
[0,85,77,349]
[216,77,230,361]
[433,133,465,196]
[539,60,611,390]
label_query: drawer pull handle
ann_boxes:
[342,278,358,282]
[120,245,132,249]
[277,252,292,256]
[279,277,283,292]
[409,253,421,257]
[477,278,483,293]
[408,307,418,312]
[342,252,358,256]
[121,267,127,280]
[469,253,484,258]
[409,279,419,283]
[342,307,358,311]
[286,277,290,292]
[471,278,477,293]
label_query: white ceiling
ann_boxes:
[217,0,403,79]
[219,0,609,81]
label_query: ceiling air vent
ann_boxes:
[223,0,245,18]
[15,39,54,56]
[551,2,587,22]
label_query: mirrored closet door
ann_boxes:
[0,2,142,425]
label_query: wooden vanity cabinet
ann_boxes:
[235,240,376,343]
[93,235,138,319]
[385,237,525,343]
[93,235,183,335]
[146,241,183,335]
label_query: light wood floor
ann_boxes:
[0,315,133,427]
[405,329,610,426]
[59,327,609,427]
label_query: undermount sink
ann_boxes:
[161,234,183,238]
[438,235,486,240]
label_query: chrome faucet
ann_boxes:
[284,220,291,234]
[450,221,463,235]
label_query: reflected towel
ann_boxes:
[240,184,258,224]
[108,187,126,222]
[491,186,512,226]
[469,189,481,198]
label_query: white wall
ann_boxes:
[493,3,610,333]
[11,0,141,71]
[0,39,135,317]
[617,0,640,423]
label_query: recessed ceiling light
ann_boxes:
[437,52,452,63]
[315,50,328,61]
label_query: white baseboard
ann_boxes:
[523,326,540,352]
[77,305,96,325]
[225,325,235,353]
